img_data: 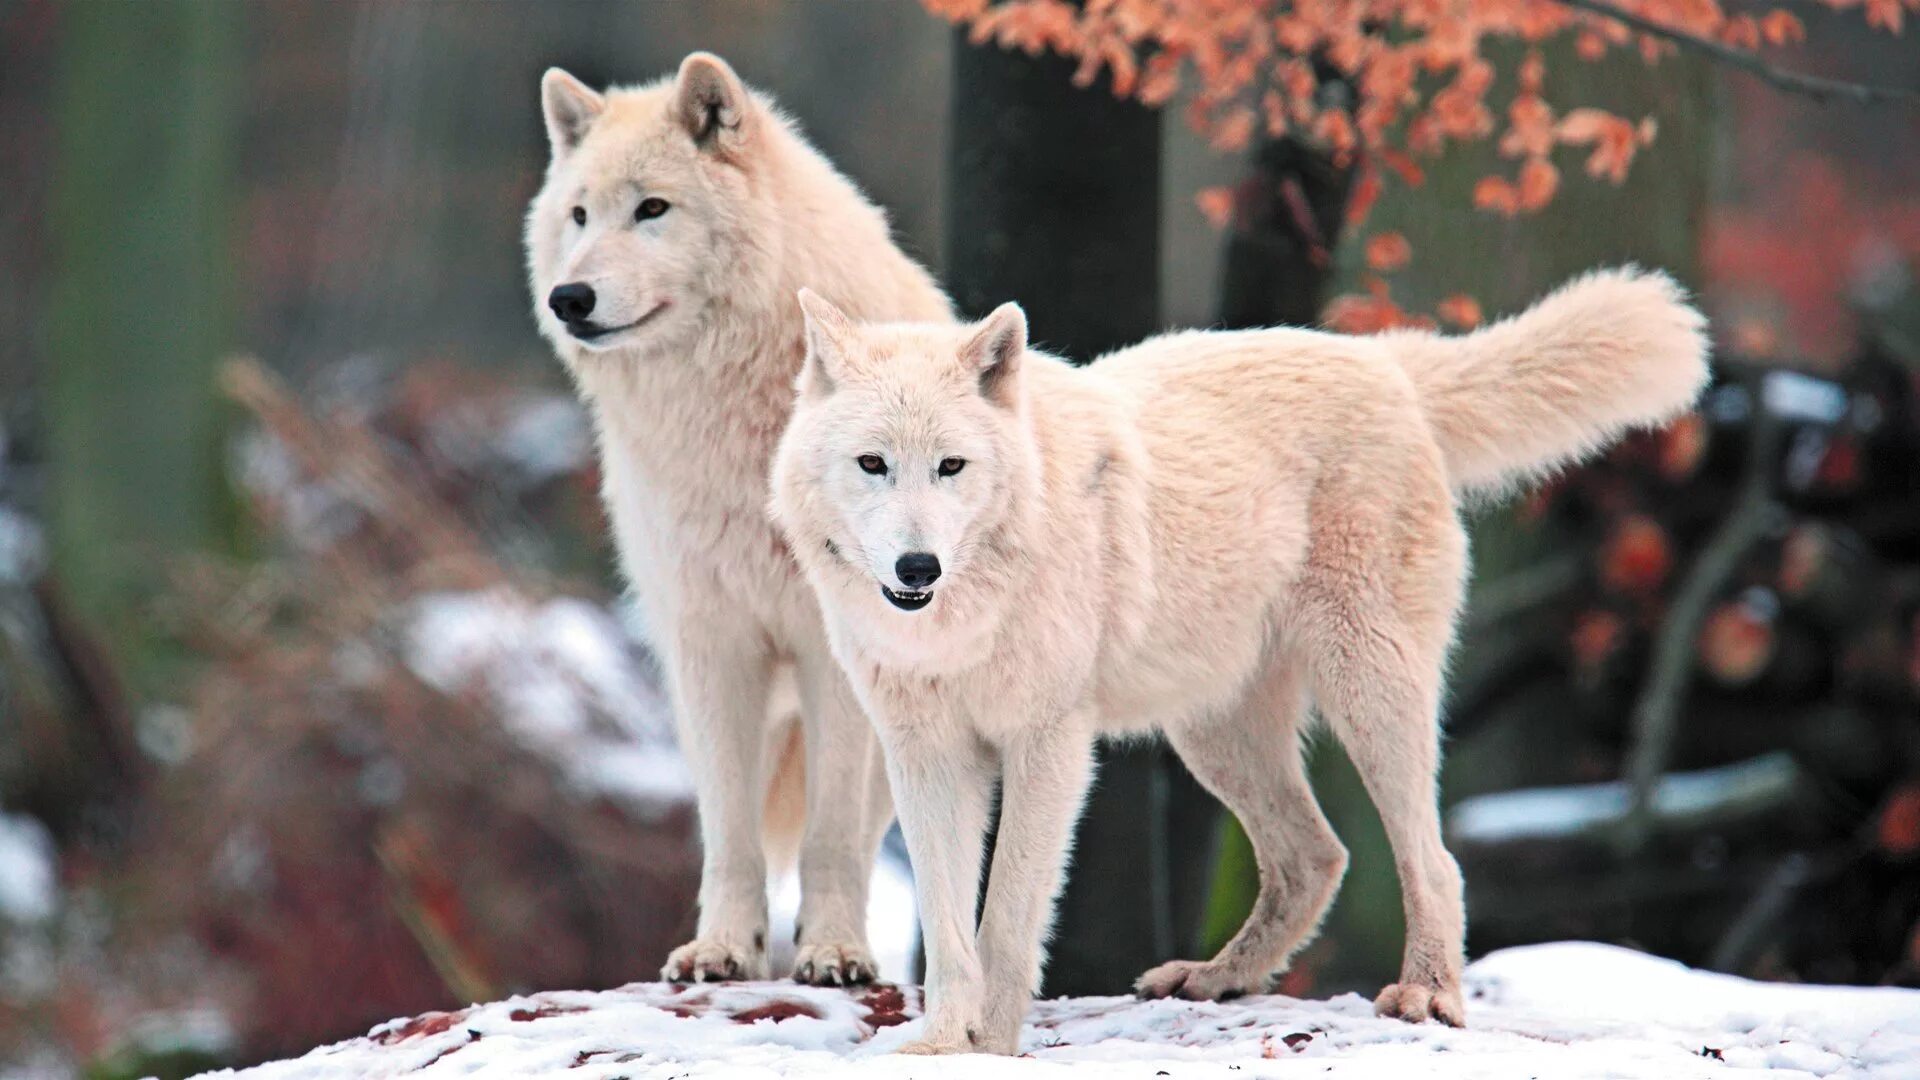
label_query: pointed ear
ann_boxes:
[541,68,604,156]
[963,302,1027,409]
[675,52,750,153]
[796,288,857,396]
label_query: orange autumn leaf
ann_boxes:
[1379,147,1426,187]
[1261,89,1290,136]
[1345,167,1382,227]
[1557,109,1648,184]
[1211,106,1258,151]
[1437,293,1483,328]
[1721,14,1763,49]
[1555,107,1616,144]
[1760,9,1807,44]
[1315,107,1358,158]
[1365,230,1414,271]
[1865,0,1907,31]
[1517,156,1560,210]
[1196,185,1235,229]
[1325,291,1435,333]
[1518,50,1546,94]
[1501,94,1557,159]
[1474,175,1521,216]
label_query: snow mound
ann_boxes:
[196,943,1920,1078]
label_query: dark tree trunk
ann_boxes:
[46,0,241,682]
[1214,133,1355,329]
[945,33,1219,996]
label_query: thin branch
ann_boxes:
[1556,0,1920,108]
[1615,400,1788,853]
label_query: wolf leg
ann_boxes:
[1134,654,1348,1002]
[788,645,894,984]
[972,722,1096,1053]
[1298,505,1468,1025]
[880,721,994,1055]
[658,615,775,982]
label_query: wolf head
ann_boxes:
[525,53,772,360]
[772,292,1040,617]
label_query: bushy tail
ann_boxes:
[1387,267,1710,493]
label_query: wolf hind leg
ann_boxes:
[1297,505,1468,1025]
[1135,653,1348,1002]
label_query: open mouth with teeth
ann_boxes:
[881,584,933,611]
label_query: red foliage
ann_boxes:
[927,0,1913,332]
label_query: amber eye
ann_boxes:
[938,457,966,477]
[635,197,670,221]
[570,206,586,226]
[857,454,888,476]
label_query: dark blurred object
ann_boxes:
[0,404,145,849]
[1449,265,1920,988]
[1213,54,1357,330]
[1,358,700,1072]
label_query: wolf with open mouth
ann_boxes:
[771,269,1709,1053]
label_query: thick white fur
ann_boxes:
[770,269,1708,1053]
[525,54,951,985]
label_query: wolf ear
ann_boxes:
[541,68,604,156]
[963,302,1027,409]
[675,52,750,153]
[796,288,857,396]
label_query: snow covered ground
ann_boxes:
[198,942,1919,1079]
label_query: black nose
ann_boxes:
[895,552,941,590]
[548,282,596,324]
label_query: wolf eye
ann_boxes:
[570,206,586,226]
[857,454,888,476]
[635,197,670,221]
[938,457,967,477]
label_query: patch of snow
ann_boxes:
[866,847,918,985]
[1762,370,1849,426]
[769,845,919,985]
[495,394,591,486]
[232,431,362,550]
[1448,753,1799,844]
[403,588,693,813]
[119,1006,238,1063]
[0,813,56,924]
[0,506,44,585]
[195,942,1920,1079]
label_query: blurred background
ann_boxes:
[2,1,1917,1076]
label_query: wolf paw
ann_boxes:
[894,1037,976,1056]
[661,938,764,983]
[791,942,876,986]
[1133,958,1259,1002]
[1373,979,1465,1026]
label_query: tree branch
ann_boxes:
[1556,0,1920,108]
[1615,399,1788,853]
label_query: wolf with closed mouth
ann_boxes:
[770,269,1709,1053]
[524,53,950,985]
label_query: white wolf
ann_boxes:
[770,269,1709,1053]
[525,53,950,984]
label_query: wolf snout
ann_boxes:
[548,282,597,325]
[894,552,941,589]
